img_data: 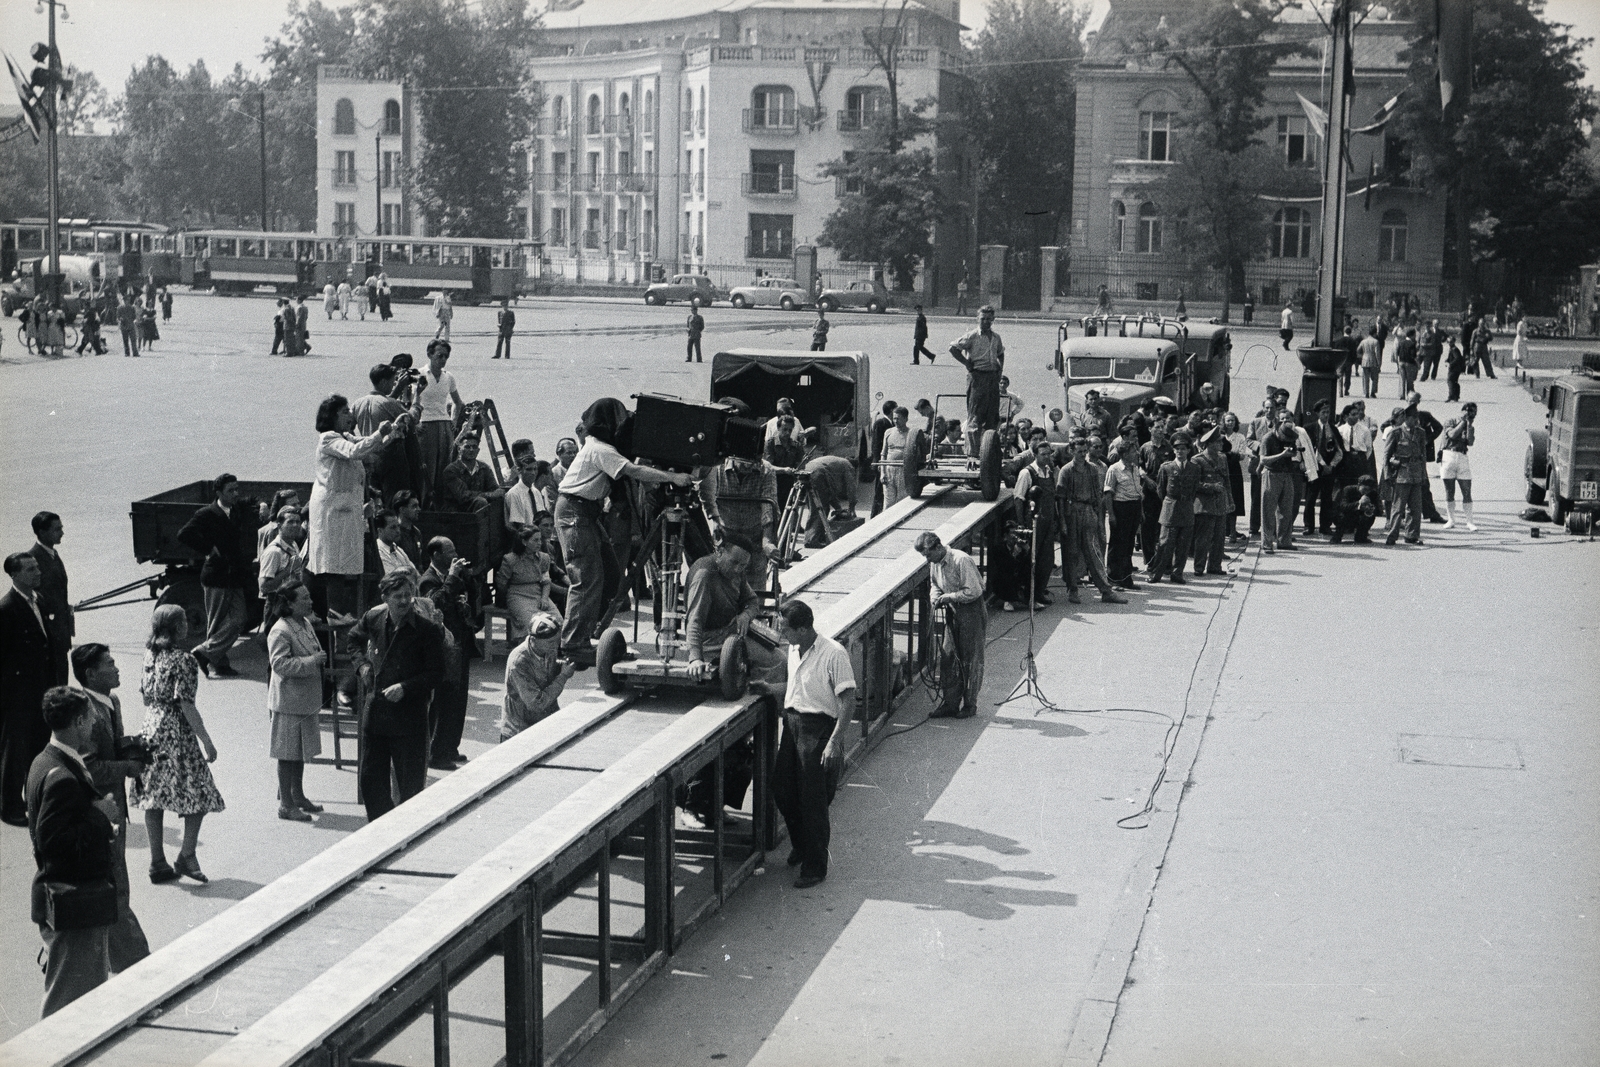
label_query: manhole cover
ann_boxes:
[1397,734,1524,770]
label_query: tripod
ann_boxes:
[995,497,1059,714]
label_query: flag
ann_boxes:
[1353,89,1405,135]
[4,52,41,143]
[1364,155,1376,211]
[1298,92,1328,142]
[1436,0,1472,113]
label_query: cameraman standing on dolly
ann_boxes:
[914,532,986,720]
[556,399,693,665]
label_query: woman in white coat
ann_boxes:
[308,393,398,618]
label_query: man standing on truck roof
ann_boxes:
[949,305,1004,456]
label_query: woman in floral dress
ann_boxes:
[498,525,563,644]
[130,605,224,884]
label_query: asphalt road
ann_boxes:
[0,292,1594,1064]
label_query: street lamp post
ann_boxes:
[39,0,64,301]
[259,90,269,231]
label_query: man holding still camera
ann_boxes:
[1259,412,1303,553]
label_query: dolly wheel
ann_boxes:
[978,429,1002,501]
[718,634,749,701]
[596,629,628,695]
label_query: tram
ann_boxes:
[0,217,179,288]
[179,229,535,302]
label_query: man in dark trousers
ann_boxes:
[270,299,287,355]
[176,474,257,679]
[685,306,705,362]
[810,308,830,351]
[1146,429,1200,582]
[751,599,855,889]
[3,553,57,826]
[294,294,311,353]
[29,511,72,687]
[27,686,120,1018]
[493,299,515,359]
[949,305,1005,456]
[116,293,138,357]
[418,537,480,770]
[912,304,936,364]
[348,570,444,820]
[868,400,896,517]
[1010,440,1059,607]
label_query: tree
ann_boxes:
[57,66,109,135]
[819,138,946,290]
[1388,0,1599,289]
[964,0,1086,250]
[261,0,358,229]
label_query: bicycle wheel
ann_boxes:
[64,326,79,350]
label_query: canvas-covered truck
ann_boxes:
[1049,315,1233,426]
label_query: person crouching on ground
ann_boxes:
[1329,475,1379,544]
[500,613,575,740]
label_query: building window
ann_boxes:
[747,213,793,259]
[643,209,654,254]
[1277,114,1313,166]
[644,149,653,174]
[515,207,528,237]
[383,99,401,136]
[381,151,399,188]
[1136,202,1162,254]
[1379,209,1408,262]
[618,150,631,175]
[551,207,566,246]
[617,208,629,250]
[551,96,566,134]
[334,150,357,186]
[513,151,528,186]
[334,202,356,237]
[698,87,706,133]
[1139,111,1173,162]
[842,86,883,130]
[618,92,631,124]
[381,203,403,235]
[587,94,602,135]
[1270,206,1314,259]
[643,90,654,133]
[585,208,601,249]
[1112,199,1126,252]
[750,85,796,129]
[837,150,863,196]
[334,98,355,136]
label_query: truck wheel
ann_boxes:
[731,294,747,309]
[1525,430,1549,481]
[903,429,926,499]
[978,430,1002,501]
[718,634,749,701]
[1549,486,1567,526]
[596,629,628,695]
[155,575,207,653]
[1525,481,1546,505]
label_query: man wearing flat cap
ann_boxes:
[1146,429,1201,583]
[501,612,577,740]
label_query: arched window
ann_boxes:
[1379,209,1408,262]
[698,86,707,130]
[1271,207,1313,258]
[751,85,796,129]
[551,96,566,133]
[1137,202,1161,254]
[383,99,401,136]
[643,89,654,132]
[334,98,355,136]
[618,92,630,120]
[587,94,602,134]
[1111,200,1126,252]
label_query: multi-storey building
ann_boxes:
[530,0,966,290]
[315,66,421,239]
[1069,0,1449,312]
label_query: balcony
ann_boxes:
[746,235,794,259]
[742,108,799,134]
[834,175,864,197]
[837,110,881,133]
[603,114,634,136]
[535,172,571,193]
[582,173,604,193]
[743,171,797,198]
[680,233,703,258]
[581,229,601,250]
[546,118,569,137]
[333,173,357,188]
[681,173,704,198]
[616,173,656,194]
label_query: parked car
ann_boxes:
[644,273,722,307]
[728,276,810,310]
[817,279,892,314]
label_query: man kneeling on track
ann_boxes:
[914,531,986,719]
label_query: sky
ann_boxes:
[1,0,1597,122]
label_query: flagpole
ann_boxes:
[1312,0,1353,349]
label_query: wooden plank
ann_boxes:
[536,706,684,771]
[777,486,947,593]
[195,699,766,1067]
[0,693,633,1067]
[381,768,597,877]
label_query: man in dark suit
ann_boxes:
[3,552,56,826]
[30,511,72,686]
[348,569,444,821]
[418,537,480,771]
[28,686,119,1017]
[176,474,256,679]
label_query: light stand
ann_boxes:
[995,494,1058,714]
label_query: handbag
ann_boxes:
[43,878,118,931]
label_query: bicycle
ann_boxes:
[17,322,78,354]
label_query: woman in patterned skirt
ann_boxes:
[130,604,224,884]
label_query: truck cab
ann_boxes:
[1527,356,1600,530]
[1050,315,1232,425]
